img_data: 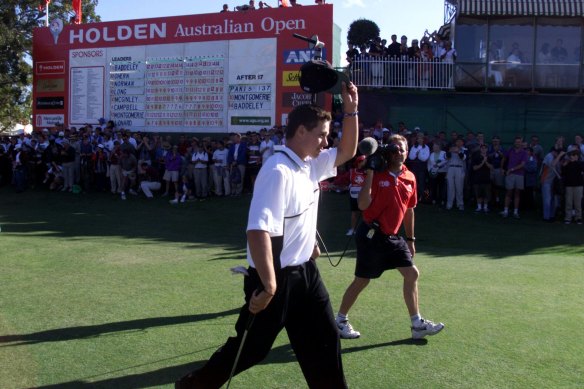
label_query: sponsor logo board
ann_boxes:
[36,78,65,92]
[283,48,327,64]
[282,71,300,87]
[230,116,271,126]
[36,97,65,110]
[36,61,65,75]
[282,92,323,107]
[35,114,65,127]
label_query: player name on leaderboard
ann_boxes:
[109,55,226,129]
[109,60,146,127]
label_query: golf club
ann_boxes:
[225,313,255,388]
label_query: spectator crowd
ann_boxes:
[2,117,583,225]
[325,120,583,226]
[346,29,456,88]
[0,122,284,205]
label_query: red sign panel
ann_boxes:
[32,5,334,133]
[36,61,66,75]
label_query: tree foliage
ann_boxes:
[0,0,100,132]
[347,19,380,48]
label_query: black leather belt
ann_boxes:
[365,222,400,240]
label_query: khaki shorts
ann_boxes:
[505,174,524,190]
[163,170,179,182]
[491,168,505,187]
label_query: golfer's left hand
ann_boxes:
[249,289,274,314]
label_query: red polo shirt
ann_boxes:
[363,166,417,235]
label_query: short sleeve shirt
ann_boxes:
[363,166,417,235]
[505,148,529,175]
[192,151,208,168]
[212,148,229,167]
[246,147,338,268]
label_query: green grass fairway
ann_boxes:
[1,188,582,388]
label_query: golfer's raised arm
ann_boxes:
[335,82,359,167]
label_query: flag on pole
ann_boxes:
[38,0,50,11]
[41,0,51,27]
[72,0,82,24]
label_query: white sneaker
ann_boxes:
[169,199,178,204]
[475,206,482,212]
[337,319,361,339]
[180,195,187,203]
[500,210,509,218]
[411,318,445,339]
[120,192,126,200]
[345,228,354,236]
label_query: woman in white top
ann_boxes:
[427,142,448,205]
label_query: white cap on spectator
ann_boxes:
[97,144,104,149]
[382,128,390,133]
[58,131,64,137]
[42,128,49,133]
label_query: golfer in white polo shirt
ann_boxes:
[177,82,359,388]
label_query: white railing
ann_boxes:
[348,58,456,90]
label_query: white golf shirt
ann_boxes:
[246,146,337,268]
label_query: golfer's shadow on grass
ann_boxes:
[34,359,207,389]
[0,308,240,347]
[262,337,428,364]
[33,338,426,388]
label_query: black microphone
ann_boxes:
[293,33,318,45]
[358,137,378,156]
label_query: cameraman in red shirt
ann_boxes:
[336,134,445,340]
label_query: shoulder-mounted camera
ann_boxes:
[366,143,399,172]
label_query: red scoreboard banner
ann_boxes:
[32,5,333,133]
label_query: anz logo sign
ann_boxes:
[283,49,327,64]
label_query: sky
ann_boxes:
[95,0,445,48]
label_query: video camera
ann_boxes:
[358,137,399,172]
[366,143,400,171]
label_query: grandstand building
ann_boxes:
[354,0,584,144]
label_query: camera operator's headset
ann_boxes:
[294,34,355,267]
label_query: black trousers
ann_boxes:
[183,259,347,389]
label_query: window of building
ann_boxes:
[455,17,487,88]
[488,17,534,89]
[535,17,581,89]
[456,17,487,63]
